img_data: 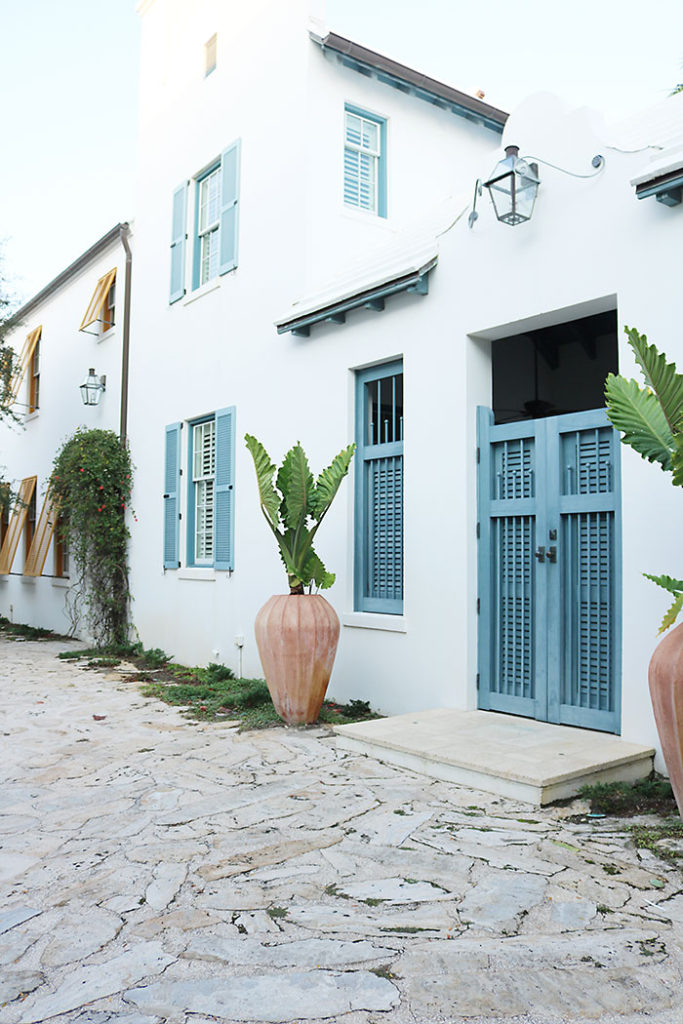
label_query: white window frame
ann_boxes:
[191,418,216,565]
[344,105,387,217]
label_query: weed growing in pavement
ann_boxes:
[630,822,683,865]
[578,776,678,818]
[0,616,60,640]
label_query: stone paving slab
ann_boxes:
[1,637,682,1024]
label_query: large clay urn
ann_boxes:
[648,622,683,817]
[254,594,340,725]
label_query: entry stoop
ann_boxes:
[334,709,655,805]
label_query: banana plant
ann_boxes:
[605,326,683,631]
[245,434,355,595]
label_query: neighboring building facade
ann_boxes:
[0,225,132,634]
[3,0,683,770]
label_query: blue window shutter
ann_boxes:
[169,183,187,303]
[214,406,235,570]
[219,141,240,275]
[163,423,182,568]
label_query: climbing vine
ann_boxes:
[52,428,133,645]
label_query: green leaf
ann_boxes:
[659,592,683,634]
[244,434,281,529]
[311,443,356,522]
[302,549,335,590]
[672,435,683,488]
[643,573,683,595]
[626,326,683,433]
[605,374,673,470]
[276,444,314,530]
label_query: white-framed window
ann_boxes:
[344,105,387,217]
[197,166,221,287]
[192,418,216,563]
[169,141,241,303]
[163,408,236,570]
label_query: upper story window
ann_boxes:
[197,166,221,287]
[80,269,116,336]
[169,140,241,303]
[28,338,40,413]
[344,105,387,218]
[8,326,41,411]
[204,33,217,76]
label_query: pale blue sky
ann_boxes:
[2,0,682,303]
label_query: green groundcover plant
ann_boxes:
[52,428,133,645]
[606,327,683,632]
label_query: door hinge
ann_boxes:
[476,447,480,464]
[477,597,480,614]
[476,672,480,690]
[179,468,183,476]
[179,513,182,520]
[476,522,480,539]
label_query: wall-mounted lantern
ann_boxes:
[483,145,540,225]
[80,368,106,406]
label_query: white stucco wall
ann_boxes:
[0,233,130,637]
[126,1,683,769]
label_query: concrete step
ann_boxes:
[334,709,655,805]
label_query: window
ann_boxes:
[192,418,216,563]
[0,476,37,575]
[80,269,116,335]
[0,483,9,549]
[163,407,235,570]
[169,140,241,303]
[8,326,41,408]
[205,33,217,76]
[25,488,36,563]
[54,517,69,579]
[344,105,387,217]
[28,338,40,413]
[197,166,221,288]
[355,362,403,613]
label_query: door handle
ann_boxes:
[547,545,557,563]
[535,546,545,563]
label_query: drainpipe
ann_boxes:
[119,223,132,445]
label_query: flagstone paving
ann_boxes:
[1,638,682,1024]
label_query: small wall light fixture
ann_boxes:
[80,368,106,406]
[468,146,604,228]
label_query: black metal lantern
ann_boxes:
[484,145,540,225]
[80,368,106,406]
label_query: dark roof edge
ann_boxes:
[314,31,508,132]
[9,222,130,326]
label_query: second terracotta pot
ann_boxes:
[254,593,340,725]
[648,621,683,817]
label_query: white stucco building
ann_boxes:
[3,0,683,771]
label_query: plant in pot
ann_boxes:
[244,434,355,725]
[605,326,683,816]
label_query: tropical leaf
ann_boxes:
[672,435,683,488]
[626,326,683,433]
[276,443,314,530]
[658,592,683,634]
[605,374,673,470]
[311,443,356,522]
[244,434,281,529]
[301,549,335,590]
[643,572,683,595]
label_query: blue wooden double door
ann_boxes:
[477,408,621,733]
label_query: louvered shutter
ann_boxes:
[0,476,37,574]
[169,184,187,303]
[214,406,235,570]
[24,487,59,577]
[163,423,181,568]
[218,141,240,275]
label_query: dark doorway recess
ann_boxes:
[492,310,618,425]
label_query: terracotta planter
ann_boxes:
[648,622,683,817]
[254,594,340,725]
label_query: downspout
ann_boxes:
[119,223,132,445]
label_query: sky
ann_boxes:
[2,0,683,304]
